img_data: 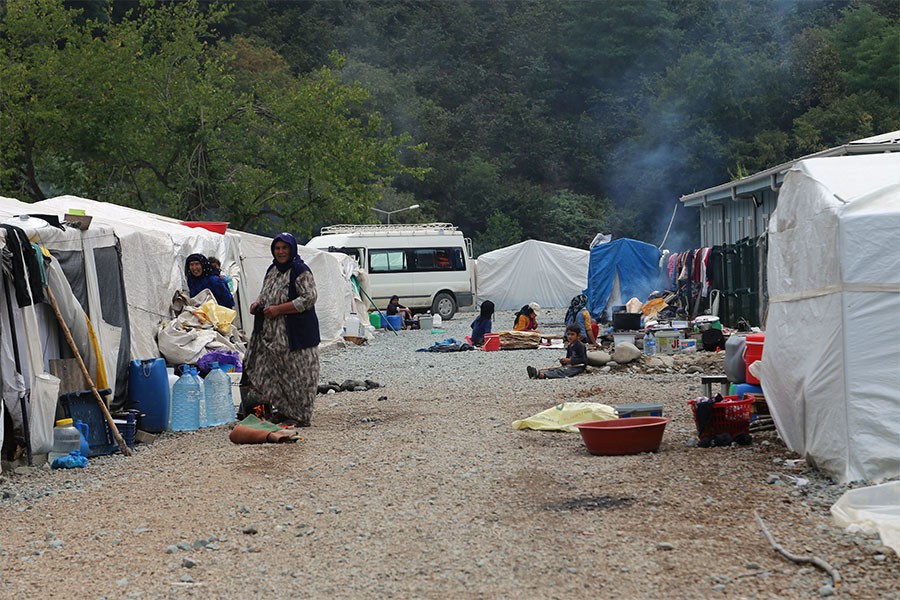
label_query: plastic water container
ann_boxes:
[745,333,765,385]
[48,418,82,462]
[170,367,202,431]
[204,363,234,426]
[128,358,170,433]
[385,314,403,331]
[188,367,208,427]
[343,314,362,338]
[643,331,657,356]
[431,313,443,332]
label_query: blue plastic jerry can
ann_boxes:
[73,420,90,458]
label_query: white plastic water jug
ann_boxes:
[343,314,361,338]
[204,363,234,426]
[432,313,442,329]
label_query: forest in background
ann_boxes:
[1,0,898,254]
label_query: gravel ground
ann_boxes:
[0,308,897,599]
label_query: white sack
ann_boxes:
[29,372,60,454]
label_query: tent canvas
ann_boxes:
[0,204,119,450]
[759,152,900,483]
[585,238,662,318]
[475,239,589,310]
[32,196,361,356]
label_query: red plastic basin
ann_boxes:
[576,416,669,455]
[181,221,229,234]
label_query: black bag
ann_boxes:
[701,328,725,352]
[237,372,272,420]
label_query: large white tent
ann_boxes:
[475,239,589,310]
[32,196,362,353]
[759,152,900,483]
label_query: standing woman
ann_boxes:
[244,233,320,427]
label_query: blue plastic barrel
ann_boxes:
[128,358,170,433]
[385,315,403,331]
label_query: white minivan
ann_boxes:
[307,223,474,319]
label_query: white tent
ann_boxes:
[759,152,900,483]
[0,200,120,450]
[475,240,589,310]
[31,196,361,355]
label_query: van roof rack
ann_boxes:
[319,223,458,235]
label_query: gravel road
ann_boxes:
[0,308,896,599]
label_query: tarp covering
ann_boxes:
[759,152,900,483]
[585,238,662,317]
[475,239,589,310]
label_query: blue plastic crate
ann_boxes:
[59,389,126,457]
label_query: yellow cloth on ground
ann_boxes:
[512,402,617,432]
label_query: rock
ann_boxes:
[819,584,835,597]
[611,342,641,364]
[182,557,198,568]
[658,355,675,368]
[657,542,674,551]
[242,526,258,535]
[165,545,179,554]
[586,350,611,367]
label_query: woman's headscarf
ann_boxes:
[185,253,215,278]
[271,232,306,273]
[479,300,494,321]
[565,294,588,326]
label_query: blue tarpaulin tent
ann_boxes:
[585,239,661,317]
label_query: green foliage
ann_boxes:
[473,211,522,257]
[3,0,897,248]
[0,0,423,236]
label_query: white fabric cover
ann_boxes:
[33,196,360,354]
[760,153,900,483]
[476,239,589,310]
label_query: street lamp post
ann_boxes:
[371,204,420,224]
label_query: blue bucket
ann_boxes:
[385,315,403,331]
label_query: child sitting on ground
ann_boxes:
[526,324,586,379]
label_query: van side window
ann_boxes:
[370,250,406,272]
[409,248,465,272]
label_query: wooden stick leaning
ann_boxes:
[45,286,132,457]
[754,510,841,587]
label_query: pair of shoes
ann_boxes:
[526,366,537,379]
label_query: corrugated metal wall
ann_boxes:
[699,188,777,246]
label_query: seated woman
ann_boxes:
[470,300,494,346]
[564,294,597,347]
[526,324,587,379]
[185,253,235,308]
[208,256,235,293]
[386,295,416,329]
[513,305,539,331]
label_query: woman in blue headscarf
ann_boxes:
[243,233,320,427]
[184,253,235,308]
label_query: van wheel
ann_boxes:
[432,293,456,320]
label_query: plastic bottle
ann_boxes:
[204,362,234,426]
[170,366,202,431]
[48,418,83,462]
[189,367,208,427]
[432,313,442,331]
[643,331,657,357]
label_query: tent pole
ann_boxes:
[353,276,398,336]
[44,286,132,457]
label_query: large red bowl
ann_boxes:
[181,221,229,234]
[576,417,669,455]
